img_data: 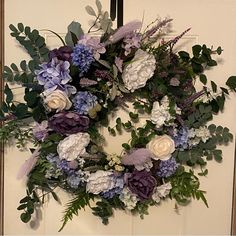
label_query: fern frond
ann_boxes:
[58,190,91,232]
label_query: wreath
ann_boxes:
[2,0,236,231]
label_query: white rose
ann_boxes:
[155,182,172,198]
[86,170,115,194]
[122,49,156,91]
[43,90,72,112]
[57,133,90,161]
[147,135,175,160]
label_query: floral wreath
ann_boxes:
[2,0,236,231]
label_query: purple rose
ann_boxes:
[49,46,73,62]
[48,111,89,135]
[126,170,156,201]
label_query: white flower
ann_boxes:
[57,133,90,161]
[43,89,72,112]
[152,183,172,202]
[147,135,175,160]
[119,187,138,210]
[195,126,211,143]
[86,170,115,194]
[151,96,174,128]
[156,182,172,197]
[122,49,156,91]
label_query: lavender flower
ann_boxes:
[73,91,97,115]
[72,44,95,75]
[156,158,178,178]
[108,20,142,43]
[58,159,75,175]
[32,121,48,141]
[122,33,142,56]
[36,58,72,93]
[79,78,97,87]
[48,111,90,135]
[49,46,73,62]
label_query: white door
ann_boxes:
[4,0,236,235]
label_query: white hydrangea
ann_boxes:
[152,182,172,203]
[119,187,138,210]
[57,133,90,161]
[188,126,211,146]
[122,49,156,92]
[151,96,173,128]
[86,170,115,194]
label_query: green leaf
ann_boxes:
[211,81,217,92]
[226,76,236,90]
[51,191,60,202]
[17,204,27,210]
[216,46,223,55]
[24,91,39,108]
[85,5,97,16]
[122,143,130,150]
[178,51,190,61]
[65,21,84,47]
[20,60,27,71]
[199,74,207,85]
[17,23,24,32]
[10,63,18,72]
[9,24,18,32]
[96,0,102,13]
[20,212,31,223]
[14,103,28,118]
[4,84,13,104]
[192,45,202,57]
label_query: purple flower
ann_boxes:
[57,159,75,175]
[73,91,97,115]
[48,111,90,135]
[49,46,73,62]
[36,58,72,93]
[72,44,95,75]
[156,158,178,178]
[122,33,142,56]
[126,170,156,201]
[32,121,49,141]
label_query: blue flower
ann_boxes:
[157,158,178,178]
[73,91,97,115]
[101,176,124,199]
[67,174,81,189]
[72,44,95,75]
[174,127,189,149]
[36,58,73,93]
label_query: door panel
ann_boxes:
[4,0,236,235]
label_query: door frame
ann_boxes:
[0,1,236,234]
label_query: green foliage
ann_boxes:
[170,168,208,207]
[65,21,84,47]
[226,76,236,91]
[59,190,91,232]
[9,23,49,63]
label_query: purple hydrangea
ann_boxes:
[67,174,81,189]
[48,111,90,135]
[72,44,95,75]
[49,46,73,62]
[126,170,156,201]
[73,91,97,115]
[156,158,178,178]
[174,127,189,149]
[36,58,72,93]
[101,176,124,199]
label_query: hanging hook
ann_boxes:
[110,0,123,27]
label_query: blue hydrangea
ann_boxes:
[174,127,189,149]
[57,159,75,175]
[67,175,81,189]
[157,158,178,178]
[72,44,95,75]
[101,176,124,199]
[73,91,97,115]
[36,58,73,93]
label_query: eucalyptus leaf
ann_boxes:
[65,21,84,47]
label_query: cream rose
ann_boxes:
[57,133,90,161]
[43,90,72,112]
[122,49,156,91]
[147,135,175,160]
